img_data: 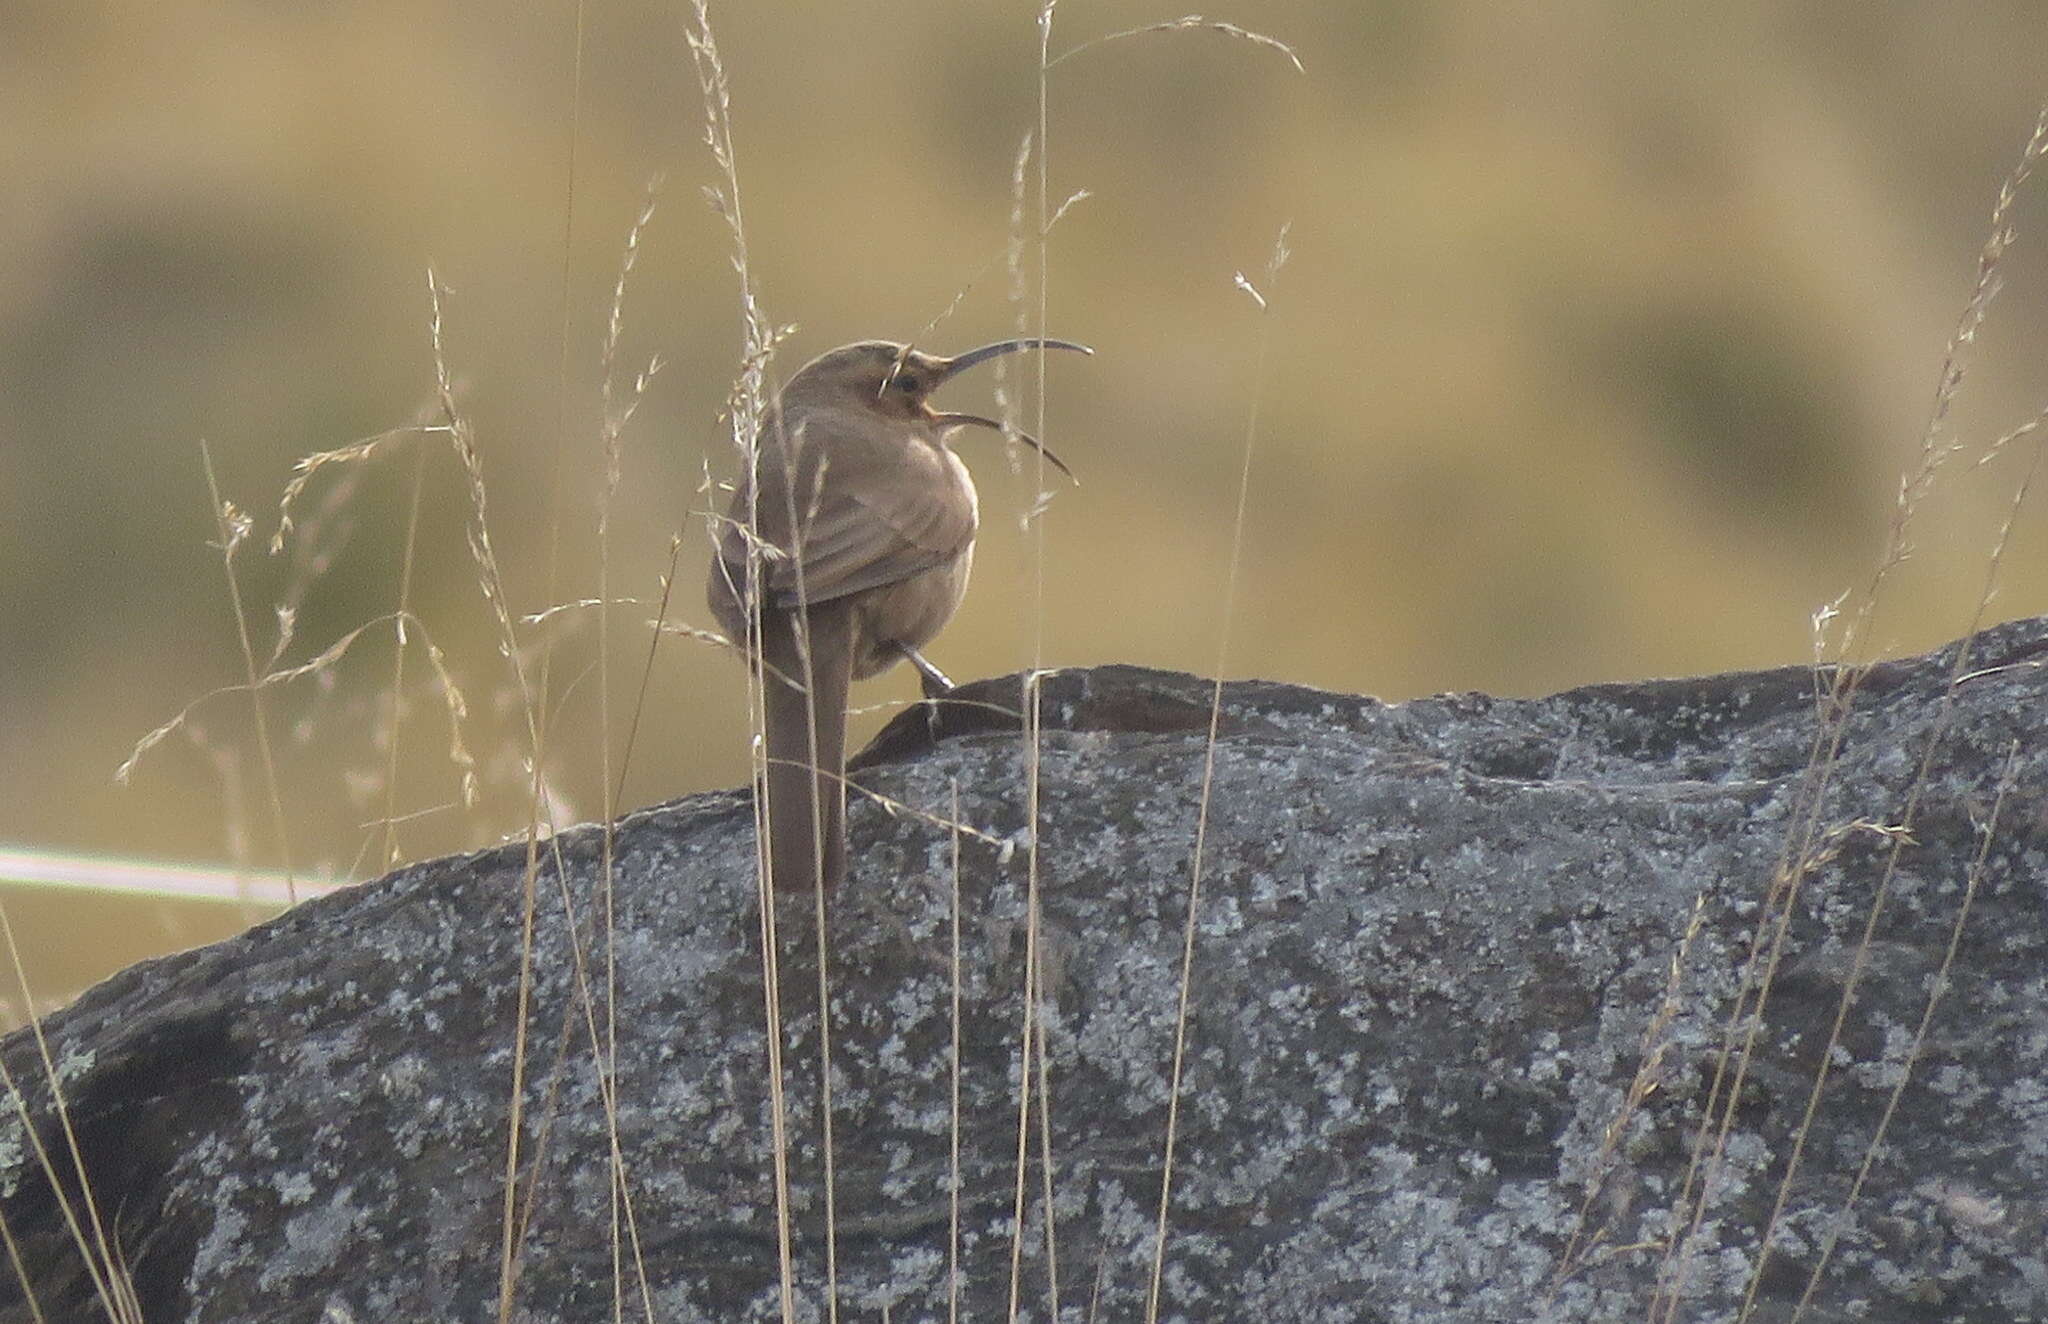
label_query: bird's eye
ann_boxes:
[891,372,918,393]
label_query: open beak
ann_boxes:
[918,338,1090,482]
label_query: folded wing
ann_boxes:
[716,405,976,610]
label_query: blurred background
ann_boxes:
[6,1,2048,1011]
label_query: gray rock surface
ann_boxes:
[5,619,2048,1323]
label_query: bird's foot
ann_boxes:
[897,644,956,739]
[897,644,955,698]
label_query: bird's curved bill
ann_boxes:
[936,337,1093,380]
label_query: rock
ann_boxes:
[5,619,2048,1323]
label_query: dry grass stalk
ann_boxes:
[681,4,800,1319]
[200,442,298,904]
[1743,365,2048,1322]
[1001,69,1051,1324]
[1546,895,1708,1297]
[0,903,137,1321]
[1655,103,2048,1322]
[1782,740,2018,1318]
[1046,15,1304,72]
[593,176,666,1324]
[1146,227,1287,1324]
[117,610,478,815]
[270,422,442,556]
[424,274,577,1324]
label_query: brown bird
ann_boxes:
[708,337,1090,893]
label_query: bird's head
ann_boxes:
[776,337,1092,479]
[782,338,1091,422]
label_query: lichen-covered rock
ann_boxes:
[5,620,2048,1322]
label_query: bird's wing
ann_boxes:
[716,407,975,610]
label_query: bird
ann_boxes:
[707,337,1091,894]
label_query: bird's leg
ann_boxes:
[896,643,954,739]
[898,644,955,696]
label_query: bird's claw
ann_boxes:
[898,644,955,739]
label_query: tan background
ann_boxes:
[6,2,2048,1005]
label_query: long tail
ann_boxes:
[759,600,853,893]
